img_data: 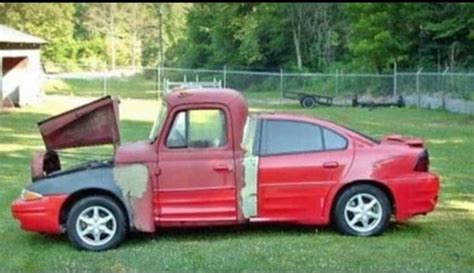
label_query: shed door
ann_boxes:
[2,57,28,106]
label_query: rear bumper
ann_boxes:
[11,195,68,234]
[390,172,440,221]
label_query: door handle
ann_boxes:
[323,161,339,168]
[213,164,233,172]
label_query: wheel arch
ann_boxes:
[329,180,395,221]
[59,188,130,230]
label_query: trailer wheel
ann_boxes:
[301,96,316,108]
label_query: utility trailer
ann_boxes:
[351,95,405,109]
[283,91,333,108]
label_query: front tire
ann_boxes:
[333,184,391,236]
[66,196,127,251]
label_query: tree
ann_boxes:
[84,3,130,69]
[0,3,76,69]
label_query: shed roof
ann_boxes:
[0,24,46,44]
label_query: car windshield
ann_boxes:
[149,102,168,142]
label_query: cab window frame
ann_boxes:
[164,108,228,150]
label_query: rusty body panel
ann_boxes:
[38,96,120,150]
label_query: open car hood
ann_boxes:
[38,96,121,150]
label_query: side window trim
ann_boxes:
[257,118,349,157]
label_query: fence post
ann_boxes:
[416,67,423,107]
[393,61,397,97]
[341,69,344,96]
[335,69,339,97]
[442,66,449,110]
[157,66,162,100]
[280,68,284,100]
[223,65,227,88]
[103,72,107,97]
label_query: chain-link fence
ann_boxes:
[42,66,474,103]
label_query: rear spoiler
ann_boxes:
[381,134,424,148]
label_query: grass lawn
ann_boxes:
[1,96,474,272]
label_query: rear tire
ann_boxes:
[333,184,391,236]
[300,96,316,108]
[66,196,127,251]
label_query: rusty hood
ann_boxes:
[38,96,121,150]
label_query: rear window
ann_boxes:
[323,128,347,150]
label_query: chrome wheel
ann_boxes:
[344,193,383,233]
[75,206,117,247]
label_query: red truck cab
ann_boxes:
[12,88,439,251]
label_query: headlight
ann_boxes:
[20,189,43,201]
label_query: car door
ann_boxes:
[157,105,238,225]
[257,119,354,223]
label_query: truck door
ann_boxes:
[157,105,238,225]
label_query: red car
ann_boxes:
[11,89,440,251]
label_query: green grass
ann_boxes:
[1,99,474,272]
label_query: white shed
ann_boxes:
[0,24,46,107]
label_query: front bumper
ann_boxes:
[390,172,440,221]
[11,195,68,234]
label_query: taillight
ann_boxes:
[414,150,429,172]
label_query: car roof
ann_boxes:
[164,88,246,108]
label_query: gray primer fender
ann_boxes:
[26,165,142,231]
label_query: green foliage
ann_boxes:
[0,3,76,67]
[1,3,474,72]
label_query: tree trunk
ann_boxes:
[292,23,302,70]
[158,4,164,66]
[110,4,116,71]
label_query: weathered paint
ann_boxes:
[240,116,259,218]
[37,96,120,150]
[241,156,258,218]
[113,164,148,199]
[113,164,155,232]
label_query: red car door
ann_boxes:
[257,119,354,223]
[156,105,238,225]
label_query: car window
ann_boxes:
[166,109,226,149]
[323,128,347,150]
[166,111,187,148]
[149,102,168,142]
[261,120,323,155]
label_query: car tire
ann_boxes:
[66,196,127,251]
[300,96,316,108]
[333,184,391,236]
